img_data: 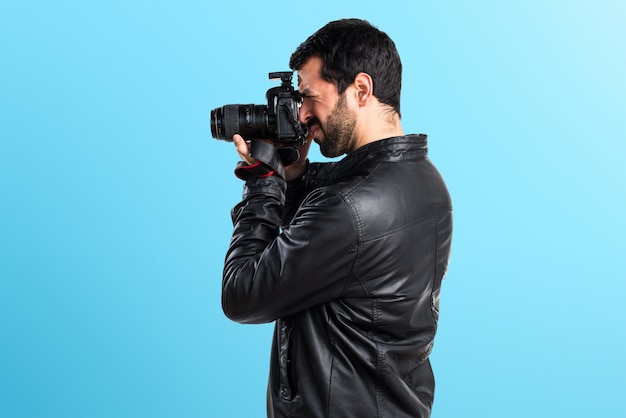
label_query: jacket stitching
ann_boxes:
[360,207,452,244]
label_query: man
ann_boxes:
[222,18,453,418]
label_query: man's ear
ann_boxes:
[353,72,374,106]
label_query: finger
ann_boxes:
[233,134,255,165]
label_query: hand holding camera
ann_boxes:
[211,71,309,180]
[232,132,312,181]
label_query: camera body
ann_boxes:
[210,71,307,147]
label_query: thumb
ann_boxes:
[233,134,255,165]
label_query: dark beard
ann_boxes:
[319,94,356,158]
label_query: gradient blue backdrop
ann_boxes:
[1,1,624,417]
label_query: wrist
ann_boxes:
[234,161,276,180]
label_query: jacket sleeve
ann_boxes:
[222,171,358,324]
[283,161,337,225]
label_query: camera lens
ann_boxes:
[210,107,223,139]
[210,104,270,142]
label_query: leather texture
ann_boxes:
[223,134,453,418]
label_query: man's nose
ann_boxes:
[298,101,311,125]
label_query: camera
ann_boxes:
[210,71,307,147]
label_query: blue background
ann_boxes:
[1,1,625,417]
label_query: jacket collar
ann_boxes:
[308,134,429,182]
[337,133,428,171]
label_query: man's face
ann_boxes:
[297,57,357,158]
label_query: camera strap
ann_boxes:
[234,139,287,180]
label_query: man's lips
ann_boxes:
[307,124,321,139]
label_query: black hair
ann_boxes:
[289,18,402,116]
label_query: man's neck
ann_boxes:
[350,109,404,152]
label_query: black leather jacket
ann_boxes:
[223,134,453,417]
